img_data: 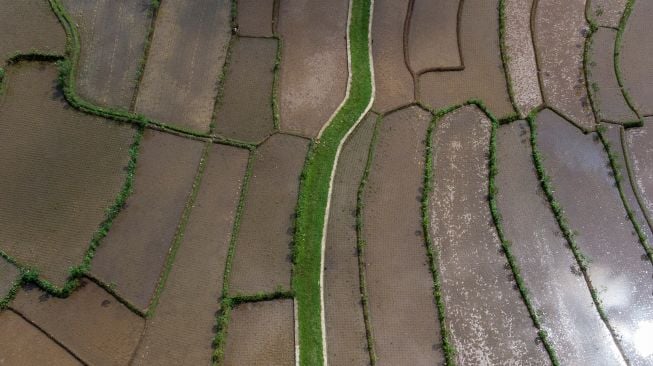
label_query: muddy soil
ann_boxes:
[362,106,443,365]
[92,130,204,311]
[0,259,19,300]
[0,63,135,286]
[237,0,274,37]
[625,118,653,233]
[590,0,628,28]
[621,0,653,116]
[324,113,376,366]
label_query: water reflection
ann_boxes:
[632,320,653,357]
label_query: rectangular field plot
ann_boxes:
[0,63,136,286]
[11,280,144,366]
[61,0,151,109]
[91,130,204,311]
[223,300,295,365]
[133,144,248,365]
[0,0,65,60]
[135,0,231,132]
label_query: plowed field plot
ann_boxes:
[61,0,151,109]
[0,62,135,286]
[621,0,653,116]
[135,0,231,131]
[0,0,65,61]
[236,0,274,37]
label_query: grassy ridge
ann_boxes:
[292,0,373,364]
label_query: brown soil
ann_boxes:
[324,113,376,366]
[0,63,135,286]
[621,0,653,116]
[503,0,543,116]
[61,0,151,109]
[497,121,623,364]
[625,118,653,232]
[419,0,514,118]
[215,37,277,143]
[11,280,144,366]
[0,311,81,366]
[0,0,65,61]
[430,106,547,364]
[229,134,309,294]
[533,0,594,129]
[133,144,249,365]
[278,0,349,137]
[362,106,443,365]
[237,0,274,37]
[135,0,231,132]
[590,0,628,28]
[223,299,295,366]
[407,0,461,73]
[0,259,20,300]
[371,0,414,113]
[536,109,653,364]
[91,130,204,311]
[588,29,637,123]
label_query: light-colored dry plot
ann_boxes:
[61,0,151,109]
[0,0,65,61]
[135,0,231,131]
[0,63,135,286]
[11,280,144,366]
[497,121,624,365]
[533,0,594,130]
[0,311,81,366]
[536,109,653,365]
[324,114,376,366]
[590,0,628,28]
[237,0,274,37]
[589,28,637,123]
[223,300,295,366]
[0,259,19,300]
[621,0,653,116]
[133,144,248,365]
[407,0,461,73]
[419,0,514,118]
[503,0,543,116]
[278,0,349,136]
[625,118,653,230]
[371,0,414,113]
[215,37,277,143]
[92,130,204,311]
[430,106,547,364]
[229,134,309,294]
[362,106,443,365]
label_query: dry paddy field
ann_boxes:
[2,0,653,364]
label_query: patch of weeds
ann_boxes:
[497,0,521,116]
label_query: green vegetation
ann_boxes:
[497,0,521,116]
[292,0,373,364]
[614,0,642,123]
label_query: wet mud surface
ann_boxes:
[625,118,653,231]
[237,0,274,37]
[620,0,653,116]
[590,0,628,28]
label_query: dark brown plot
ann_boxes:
[625,118,653,233]
[533,0,594,130]
[324,114,376,366]
[0,0,65,60]
[430,106,547,364]
[0,311,81,366]
[621,0,653,116]
[92,130,204,311]
[371,0,414,113]
[237,0,274,37]
[61,0,151,109]
[0,259,19,300]
[0,63,135,286]
[407,0,461,73]
[497,121,624,365]
[223,300,295,365]
[11,280,144,366]
[362,106,443,365]
[135,0,231,131]
[588,29,637,123]
[419,0,513,118]
[590,0,628,28]
[278,0,349,137]
[215,37,277,143]
[536,109,653,364]
[133,144,248,365]
[229,134,309,294]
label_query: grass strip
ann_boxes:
[497,0,521,116]
[292,0,373,364]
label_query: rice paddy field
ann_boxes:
[1,0,652,365]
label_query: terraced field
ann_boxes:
[1,0,653,365]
